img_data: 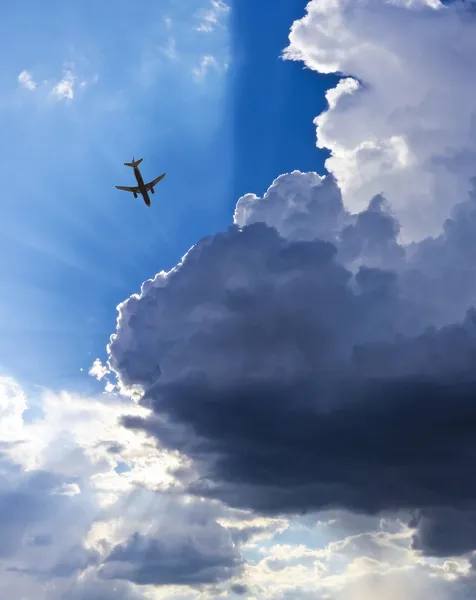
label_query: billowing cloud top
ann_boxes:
[284,0,476,241]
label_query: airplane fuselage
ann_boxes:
[133,166,151,206]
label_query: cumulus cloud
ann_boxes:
[0,376,253,598]
[108,158,476,563]
[100,509,243,586]
[18,70,37,90]
[284,0,476,242]
[105,5,476,553]
[234,171,348,244]
[232,514,476,600]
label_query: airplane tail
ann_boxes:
[124,157,143,168]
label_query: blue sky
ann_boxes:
[230,1,338,200]
[0,0,332,391]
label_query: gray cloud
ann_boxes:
[0,469,74,558]
[109,170,476,559]
[99,496,243,587]
[411,508,476,557]
[101,530,241,586]
[230,583,248,595]
[59,578,147,600]
[234,171,348,244]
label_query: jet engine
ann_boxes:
[151,187,155,194]
[133,192,137,198]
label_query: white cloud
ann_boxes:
[192,54,222,80]
[136,0,230,87]
[237,517,476,600]
[89,358,109,381]
[17,66,95,102]
[50,69,76,101]
[234,170,348,244]
[284,0,476,242]
[197,0,230,33]
[6,376,456,599]
[0,376,251,597]
[18,70,37,90]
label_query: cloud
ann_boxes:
[0,380,133,593]
[235,514,476,600]
[0,376,27,442]
[54,578,146,600]
[0,376,253,597]
[192,55,223,80]
[234,171,348,245]
[12,0,476,596]
[51,69,76,101]
[234,171,404,271]
[230,583,248,595]
[284,0,476,242]
[17,66,96,102]
[18,70,37,90]
[100,506,243,586]
[89,358,109,381]
[197,0,230,33]
[411,508,476,557]
[107,161,476,560]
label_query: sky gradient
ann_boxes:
[0,0,333,391]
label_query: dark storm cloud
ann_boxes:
[411,508,476,557]
[109,172,476,557]
[230,583,248,595]
[101,529,242,586]
[98,496,243,587]
[123,336,476,516]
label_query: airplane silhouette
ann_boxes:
[115,157,165,207]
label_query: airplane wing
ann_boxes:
[145,173,166,192]
[115,185,140,193]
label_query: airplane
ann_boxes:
[115,157,166,207]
